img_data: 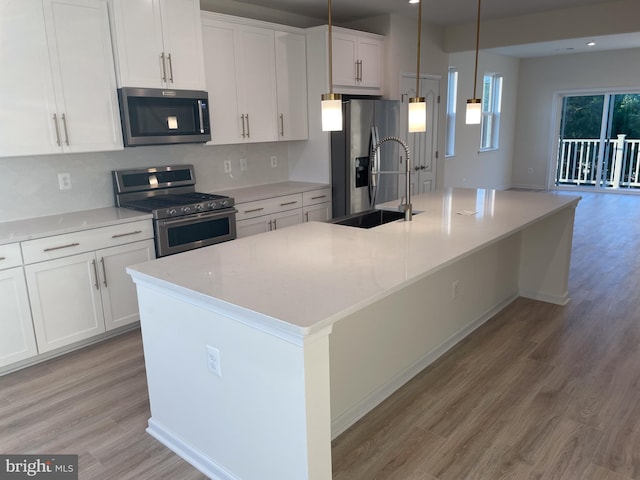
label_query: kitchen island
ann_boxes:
[127,188,580,480]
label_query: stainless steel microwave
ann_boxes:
[117,87,211,146]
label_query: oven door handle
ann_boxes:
[158,209,237,227]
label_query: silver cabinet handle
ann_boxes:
[280,113,284,137]
[43,242,79,252]
[160,52,167,82]
[111,230,142,239]
[311,195,327,200]
[268,219,273,231]
[92,259,99,290]
[167,53,174,83]
[305,212,309,222]
[272,219,277,230]
[241,114,246,138]
[244,207,264,214]
[100,257,108,288]
[280,201,298,206]
[52,114,62,146]
[245,113,250,138]
[61,113,69,146]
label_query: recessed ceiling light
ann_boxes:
[408,0,420,4]
[587,41,596,47]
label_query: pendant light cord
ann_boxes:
[415,0,422,97]
[328,0,334,95]
[472,0,481,99]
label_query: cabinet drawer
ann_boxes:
[303,188,331,206]
[21,220,153,264]
[235,194,303,220]
[0,243,23,270]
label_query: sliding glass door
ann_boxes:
[555,92,640,191]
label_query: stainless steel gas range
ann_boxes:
[113,165,236,257]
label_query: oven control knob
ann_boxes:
[195,204,203,212]
[221,200,230,207]
[182,206,191,214]
[207,201,217,209]
[167,208,177,216]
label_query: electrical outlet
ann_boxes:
[224,160,232,173]
[240,158,247,171]
[451,280,460,300]
[528,167,534,174]
[58,172,72,191]
[270,156,277,168]
[206,345,222,377]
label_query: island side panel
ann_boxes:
[329,233,521,438]
[133,283,332,480]
[518,204,578,305]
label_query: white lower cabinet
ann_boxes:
[19,219,154,355]
[235,187,332,239]
[0,265,38,369]
[24,239,154,354]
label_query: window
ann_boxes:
[481,73,503,150]
[445,67,458,157]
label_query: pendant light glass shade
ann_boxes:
[321,0,343,132]
[466,99,481,124]
[321,93,343,131]
[408,97,426,133]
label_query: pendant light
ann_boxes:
[466,0,482,124]
[408,0,426,133]
[321,0,342,131]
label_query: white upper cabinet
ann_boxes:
[0,0,122,157]
[332,28,383,93]
[110,0,206,90]
[201,13,308,145]
[275,31,308,141]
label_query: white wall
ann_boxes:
[445,50,519,189]
[512,47,640,189]
[0,143,289,222]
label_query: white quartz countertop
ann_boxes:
[0,207,152,245]
[216,181,330,204]
[127,188,581,337]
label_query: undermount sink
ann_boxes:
[330,209,418,229]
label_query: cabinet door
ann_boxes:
[304,203,332,223]
[275,31,308,141]
[160,0,206,90]
[98,240,155,331]
[332,32,358,87]
[0,267,38,368]
[202,18,243,144]
[0,0,59,157]
[271,210,303,231]
[109,0,165,88]
[25,252,105,354]
[44,0,122,153]
[357,37,382,89]
[236,24,278,143]
[237,216,271,238]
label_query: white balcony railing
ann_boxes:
[556,135,640,189]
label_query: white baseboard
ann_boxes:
[330,295,518,439]
[520,289,570,306]
[147,418,239,480]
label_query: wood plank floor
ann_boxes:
[2,191,639,479]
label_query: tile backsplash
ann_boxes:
[0,142,289,222]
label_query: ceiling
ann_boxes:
[225,0,640,57]
[229,0,614,26]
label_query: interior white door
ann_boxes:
[400,75,440,195]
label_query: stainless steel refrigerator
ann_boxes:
[331,99,401,218]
